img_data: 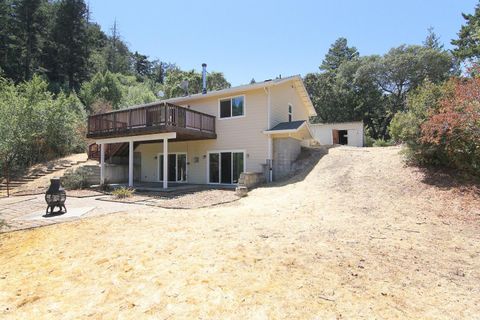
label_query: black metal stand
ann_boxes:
[45,204,67,215]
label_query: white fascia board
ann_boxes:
[293,78,317,117]
[96,132,177,144]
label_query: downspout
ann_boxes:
[264,86,273,183]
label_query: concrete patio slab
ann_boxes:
[14,206,95,221]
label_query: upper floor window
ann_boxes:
[288,104,293,122]
[220,96,244,119]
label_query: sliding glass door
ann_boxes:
[158,153,187,182]
[208,151,244,184]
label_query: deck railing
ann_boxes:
[87,102,216,136]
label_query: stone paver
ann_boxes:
[0,194,144,233]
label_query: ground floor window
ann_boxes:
[208,151,245,184]
[158,153,187,182]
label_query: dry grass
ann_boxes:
[0,146,479,319]
[0,153,91,197]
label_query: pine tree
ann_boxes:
[13,0,47,80]
[320,37,359,72]
[423,27,443,50]
[133,51,149,79]
[49,0,89,91]
[104,20,131,74]
[452,3,480,61]
[0,0,15,79]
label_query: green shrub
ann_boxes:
[364,135,375,147]
[112,187,135,199]
[62,167,91,190]
[372,139,394,147]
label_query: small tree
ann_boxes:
[421,76,480,175]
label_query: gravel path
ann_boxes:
[0,146,479,319]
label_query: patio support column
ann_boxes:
[100,143,105,184]
[128,140,134,187]
[163,138,168,189]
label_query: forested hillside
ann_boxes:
[0,0,231,176]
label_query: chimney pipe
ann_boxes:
[202,63,207,94]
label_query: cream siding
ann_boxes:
[270,81,310,128]
[129,79,314,185]
[136,88,270,184]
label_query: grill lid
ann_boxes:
[46,177,65,195]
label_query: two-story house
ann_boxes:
[86,68,316,189]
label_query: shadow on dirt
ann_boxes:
[419,166,480,196]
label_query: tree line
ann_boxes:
[304,2,479,176]
[0,0,231,108]
[0,0,231,178]
[304,30,455,140]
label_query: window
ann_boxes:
[288,104,293,122]
[158,153,187,182]
[219,96,244,119]
[208,151,245,184]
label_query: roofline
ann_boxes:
[263,121,307,134]
[309,121,364,126]
[164,75,300,104]
[263,121,314,140]
[126,75,317,117]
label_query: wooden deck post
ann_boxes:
[128,141,134,187]
[100,143,105,185]
[163,138,168,189]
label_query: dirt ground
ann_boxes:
[103,189,240,209]
[0,146,479,319]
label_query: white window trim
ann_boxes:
[157,152,188,183]
[218,95,246,120]
[206,149,246,185]
[288,103,293,122]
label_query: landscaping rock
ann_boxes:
[235,186,248,197]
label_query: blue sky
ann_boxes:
[88,0,477,86]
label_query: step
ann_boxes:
[29,173,46,178]
[12,177,36,182]
[0,186,20,190]
[0,181,25,185]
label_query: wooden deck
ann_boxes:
[86,102,216,141]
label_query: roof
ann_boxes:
[309,121,364,127]
[127,75,317,117]
[267,120,306,131]
[263,120,314,139]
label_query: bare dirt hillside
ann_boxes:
[0,146,479,319]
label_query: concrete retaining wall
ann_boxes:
[272,137,301,180]
[104,164,128,184]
